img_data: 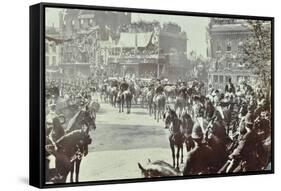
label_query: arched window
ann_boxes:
[226,41,232,51]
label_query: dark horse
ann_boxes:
[117,90,132,114]
[48,103,96,183]
[181,111,194,152]
[46,129,92,183]
[174,95,186,117]
[164,107,184,170]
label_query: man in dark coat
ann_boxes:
[49,81,60,99]
[228,112,258,171]
[183,122,214,175]
[225,78,235,94]
[155,79,164,95]
[119,78,129,92]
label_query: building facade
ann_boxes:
[105,22,188,79]
[45,26,62,67]
[58,9,131,77]
[207,18,256,90]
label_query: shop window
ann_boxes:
[219,75,224,83]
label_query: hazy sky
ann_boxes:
[131,13,209,57]
[46,8,209,57]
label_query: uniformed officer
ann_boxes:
[225,78,236,94]
[183,122,214,175]
[119,77,129,92]
[178,82,188,99]
[228,112,258,171]
[155,79,164,95]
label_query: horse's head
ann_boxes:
[138,162,161,178]
[138,159,180,178]
[79,105,96,132]
[164,106,178,129]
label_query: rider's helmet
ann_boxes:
[191,122,203,139]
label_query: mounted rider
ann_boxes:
[119,77,129,93]
[155,79,164,96]
[178,82,188,100]
[192,95,204,118]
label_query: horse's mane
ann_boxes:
[56,129,82,146]
[65,110,81,132]
[169,109,178,119]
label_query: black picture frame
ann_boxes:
[30,2,274,188]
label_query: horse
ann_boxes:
[164,85,177,103]
[100,83,108,103]
[174,95,186,117]
[46,129,92,183]
[63,104,96,183]
[164,107,184,170]
[108,86,119,107]
[204,98,215,120]
[180,111,194,152]
[139,86,149,108]
[153,94,166,122]
[146,88,155,116]
[117,90,133,114]
[138,159,181,178]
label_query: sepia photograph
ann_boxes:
[43,6,273,185]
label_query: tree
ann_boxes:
[242,20,271,86]
[242,20,272,101]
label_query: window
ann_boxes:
[219,75,224,83]
[72,20,75,26]
[46,56,49,65]
[226,41,232,51]
[226,62,231,68]
[52,56,56,65]
[89,19,93,25]
[52,45,56,53]
[214,75,218,83]
[225,76,231,82]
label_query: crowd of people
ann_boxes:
[44,73,272,181]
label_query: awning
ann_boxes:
[117,33,136,48]
[45,36,72,44]
[116,32,152,48]
[137,32,152,47]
